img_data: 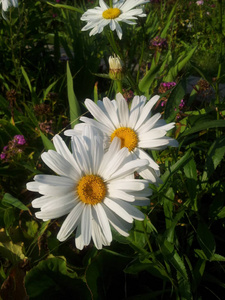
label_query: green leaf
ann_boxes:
[0,119,21,136]
[164,46,197,82]
[25,256,90,299]
[159,239,189,281]
[0,241,26,264]
[85,249,131,300]
[124,258,170,281]
[26,220,39,238]
[67,62,81,128]
[2,193,28,211]
[161,3,177,38]
[138,61,162,95]
[162,188,174,230]
[201,136,225,188]
[197,222,215,260]
[164,78,186,122]
[180,120,225,137]
[183,155,198,210]
[160,150,192,191]
[21,66,32,93]
[43,79,58,100]
[46,2,84,14]
[4,207,15,229]
[39,131,55,151]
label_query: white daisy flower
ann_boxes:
[65,93,178,183]
[81,0,149,40]
[27,126,152,250]
[0,0,18,19]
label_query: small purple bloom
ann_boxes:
[196,0,204,5]
[14,135,26,145]
[179,99,185,109]
[0,153,6,160]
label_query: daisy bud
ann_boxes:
[108,55,124,81]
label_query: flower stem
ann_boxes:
[142,221,156,261]
[116,80,123,94]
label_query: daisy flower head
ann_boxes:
[0,0,18,19]
[81,0,149,40]
[27,126,152,250]
[65,93,178,183]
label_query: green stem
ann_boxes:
[107,32,139,94]
[215,0,223,110]
[109,0,113,8]
[142,222,156,261]
[116,80,123,93]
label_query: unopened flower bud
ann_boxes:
[109,55,123,81]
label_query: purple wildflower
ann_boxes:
[0,153,6,160]
[14,135,26,145]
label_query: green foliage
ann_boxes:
[0,0,225,299]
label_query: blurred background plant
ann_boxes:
[0,0,225,299]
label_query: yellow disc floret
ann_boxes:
[77,175,106,205]
[102,8,121,19]
[111,127,138,152]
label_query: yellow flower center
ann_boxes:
[102,8,121,19]
[110,127,138,152]
[77,175,106,205]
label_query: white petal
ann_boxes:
[133,148,159,171]
[75,223,84,250]
[134,95,160,130]
[84,99,115,130]
[41,151,80,181]
[103,204,131,237]
[81,205,92,245]
[34,174,75,186]
[57,201,84,241]
[116,93,129,126]
[113,199,145,221]
[93,203,112,243]
[103,197,133,223]
[108,158,148,180]
[100,147,129,180]
[107,188,135,202]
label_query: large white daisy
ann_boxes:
[81,0,149,40]
[27,126,152,250]
[65,93,178,183]
[0,0,18,19]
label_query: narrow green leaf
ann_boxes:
[164,78,186,122]
[139,59,162,94]
[21,66,32,93]
[160,150,192,191]
[201,136,225,188]
[180,120,225,137]
[197,222,215,260]
[67,62,81,128]
[2,193,28,211]
[39,131,55,151]
[164,46,197,82]
[162,188,174,230]
[183,155,198,210]
[43,79,58,100]
[161,3,177,38]
[160,239,189,280]
[46,2,84,14]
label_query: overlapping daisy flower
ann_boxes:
[81,0,149,40]
[65,93,178,183]
[27,126,152,250]
[0,0,18,19]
